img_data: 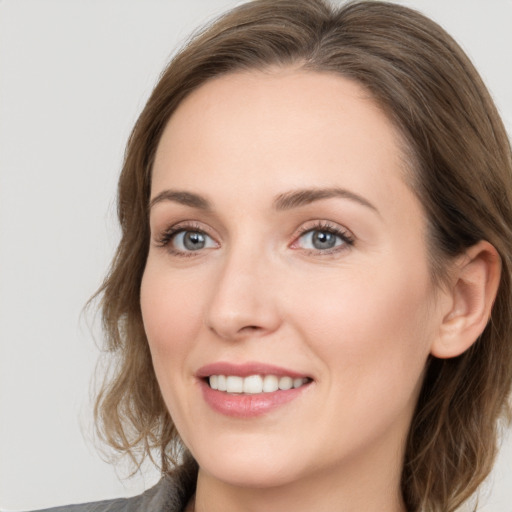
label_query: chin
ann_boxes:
[193,443,305,489]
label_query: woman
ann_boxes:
[34,0,511,511]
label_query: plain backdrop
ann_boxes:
[1,0,511,510]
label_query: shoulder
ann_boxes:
[28,458,198,512]
[28,476,177,512]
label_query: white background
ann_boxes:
[0,1,511,510]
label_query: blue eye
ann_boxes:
[296,226,352,252]
[172,230,216,252]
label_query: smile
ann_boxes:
[209,374,311,394]
[197,362,313,417]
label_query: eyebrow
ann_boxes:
[149,187,379,215]
[149,190,211,211]
[273,187,379,214]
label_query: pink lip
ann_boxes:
[196,361,309,379]
[196,361,312,418]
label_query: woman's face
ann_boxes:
[141,70,446,490]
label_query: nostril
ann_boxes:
[240,325,261,332]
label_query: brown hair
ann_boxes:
[93,1,512,510]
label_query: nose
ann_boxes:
[205,247,282,341]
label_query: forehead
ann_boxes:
[151,69,410,208]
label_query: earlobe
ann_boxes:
[430,241,501,359]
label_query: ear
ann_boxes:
[431,240,501,359]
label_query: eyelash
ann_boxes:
[293,221,355,255]
[155,220,354,257]
[155,222,214,257]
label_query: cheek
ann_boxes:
[140,261,202,376]
[140,261,209,436]
[290,262,435,401]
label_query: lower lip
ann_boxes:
[199,380,310,418]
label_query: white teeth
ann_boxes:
[262,374,279,392]
[243,375,263,394]
[226,376,243,393]
[217,375,227,391]
[293,378,304,389]
[278,376,293,390]
[208,374,309,394]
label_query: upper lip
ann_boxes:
[196,361,311,379]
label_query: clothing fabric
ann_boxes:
[29,457,198,512]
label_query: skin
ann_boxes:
[140,69,453,512]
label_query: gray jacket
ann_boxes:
[30,458,198,512]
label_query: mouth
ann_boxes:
[207,374,312,394]
[197,362,313,417]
